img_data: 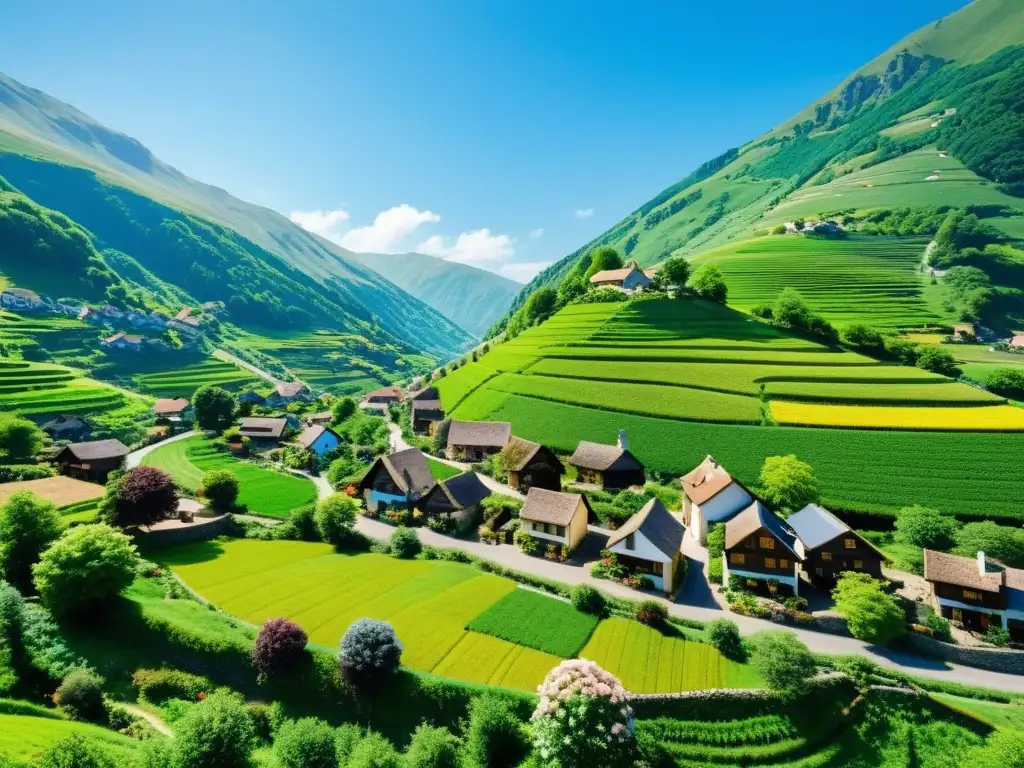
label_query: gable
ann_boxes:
[609,528,672,563]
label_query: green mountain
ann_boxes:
[0,72,474,366]
[344,251,521,337]
[504,0,1024,333]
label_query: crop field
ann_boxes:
[0,311,98,368]
[0,475,104,508]
[0,708,141,761]
[435,361,499,409]
[57,499,101,524]
[466,588,599,657]
[141,436,317,518]
[772,401,1024,430]
[580,618,760,693]
[765,380,1002,405]
[133,358,261,398]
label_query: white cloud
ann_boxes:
[575,208,594,219]
[418,228,514,264]
[288,208,351,243]
[528,228,544,240]
[338,204,441,253]
[498,261,552,284]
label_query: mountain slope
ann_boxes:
[503,0,1024,333]
[0,72,473,359]
[344,251,520,337]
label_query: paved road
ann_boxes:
[212,349,286,387]
[125,429,199,469]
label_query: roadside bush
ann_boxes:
[132,668,211,703]
[464,693,530,768]
[984,626,1010,647]
[569,584,606,616]
[513,529,540,555]
[33,524,138,615]
[274,717,337,768]
[894,505,960,550]
[103,466,178,527]
[390,527,422,559]
[37,735,113,768]
[171,690,255,768]
[202,469,240,511]
[832,573,906,645]
[750,632,816,696]
[53,668,106,722]
[348,732,402,768]
[314,493,358,545]
[706,619,744,660]
[635,600,668,627]
[252,618,308,678]
[339,619,403,694]
[404,724,461,768]
[925,612,954,642]
[917,345,961,377]
[282,505,318,542]
[0,490,63,592]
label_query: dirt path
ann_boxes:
[125,429,200,469]
[213,349,285,387]
[121,703,173,737]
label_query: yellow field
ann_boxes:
[772,401,1024,431]
[0,476,104,507]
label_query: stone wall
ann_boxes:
[134,514,232,549]
[906,633,1024,674]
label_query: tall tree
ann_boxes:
[0,491,63,593]
[688,263,728,303]
[192,385,236,432]
[758,455,820,515]
[584,247,623,281]
[0,416,44,461]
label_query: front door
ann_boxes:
[980,613,990,631]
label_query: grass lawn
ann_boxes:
[142,436,317,518]
[0,705,143,761]
[859,530,923,574]
[426,456,462,481]
[930,693,1024,730]
[467,588,599,657]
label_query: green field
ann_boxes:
[435,360,499,410]
[133,358,262,398]
[467,588,599,657]
[426,456,462,481]
[0,705,142,761]
[141,436,317,518]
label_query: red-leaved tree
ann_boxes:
[252,618,309,678]
[104,466,178,528]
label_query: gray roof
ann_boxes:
[725,500,801,559]
[606,498,684,559]
[412,400,444,420]
[434,471,491,509]
[63,439,129,461]
[568,440,642,472]
[411,387,440,401]
[370,448,436,497]
[238,417,289,439]
[447,420,511,449]
[521,487,588,526]
[786,503,849,550]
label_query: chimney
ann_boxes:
[617,429,628,451]
[977,550,986,576]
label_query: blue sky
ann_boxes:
[0,0,968,282]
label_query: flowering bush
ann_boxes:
[635,600,667,627]
[513,529,540,555]
[531,659,635,768]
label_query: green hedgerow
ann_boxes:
[464,693,530,768]
[404,724,461,768]
[274,717,338,768]
[170,690,255,768]
[347,732,402,768]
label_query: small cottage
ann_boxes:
[103,332,144,351]
[54,439,130,483]
[681,455,753,544]
[605,498,685,595]
[501,436,564,493]
[723,501,803,596]
[787,503,887,585]
[238,390,266,406]
[417,471,492,531]
[951,323,978,341]
[1009,331,1024,349]
[411,398,445,434]
[589,262,651,292]
[295,424,342,458]
[357,447,436,513]
[446,420,511,462]
[363,386,404,405]
[41,415,92,442]
[568,431,644,490]
[267,381,312,406]
[153,398,193,427]
[924,550,1024,636]
[1,288,44,311]
[306,411,333,426]
[519,487,594,552]
[237,417,290,448]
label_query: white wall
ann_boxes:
[609,529,670,563]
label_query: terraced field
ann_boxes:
[0,310,98,366]
[133,358,262,398]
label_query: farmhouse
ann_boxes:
[924,549,1024,637]
[568,430,645,490]
[589,262,651,292]
[418,470,491,526]
[102,332,144,351]
[1009,331,1024,349]
[153,398,193,426]
[606,498,685,595]
[41,414,92,442]
[306,411,333,426]
[238,390,266,406]
[357,447,436,513]
[951,323,978,341]
[237,417,290,448]
[295,424,342,458]
[446,420,511,462]
[1,288,44,311]
[267,381,312,406]
[788,503,886,585]
[723,501,803,596]
[363,386,404,405]
[54,439,130,483]
[519,487,594,552]
[501,436,564,493]
[681,455,753,544]
[411,398,445,434]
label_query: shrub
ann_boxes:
[104,466,178,527]
[464,693,530,768]
[171,690,255,768]
[132,668,211,703]
[954,521,1024,568]
[569,584,606,616]
[37,735,113,768]
[706,619,744,660]
[688,263,727,303]
[843,324,886,354]
[0,463,55,483]
[513,529,540,555]
[335,723,365,764]
[758,455,819,515]
[984,626,1010,647]
[0,414,44,460]
[274,717,337,768]
[404,724,461,768]
[203,469,240,511]
[750,632,816,696]
[0,490,63,592]
[252,618,308,678]
[348,732,402,768]
[531,659,635,768]
[283,505,318,542]
[925,612,954,642]
[314,493,358,545]
[390,527,421,559]
[192,385,236,432]
[893,505,960,550]
[33,524,138,615]
[986,368,1024,399]
[917,345,961,377]
[53,668,106,722]
[832,573,906,645]
[635,600,667,627]
[339,618,402,694]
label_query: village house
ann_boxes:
[501,436,564,493]
[924,549,1024,637]
[237,417,290,448]
[605,498,685,595]
[519,487,594,552]
[417,471,492,529]
[357,447,436,513]
[306,411,333,426]
[588,262,652,292]
[446,420,511,462]
[101,305,125,320]
[77,306,94,322]
[267,381,312,406]
[1,288,45,311]
[681,455,753,544]
[238,390,267,406]
[102,332,144,351]
[788,503,887,586]
[153,398,194,428]
[723,501,803,596]
[951,323,978,341]
[40,415,92,443]
[411,397,445,435]
[1009,331,1024,349]
[54,439,130,483]
[295,424,343,458]
[568,430,645,490]
[363,386,404,405]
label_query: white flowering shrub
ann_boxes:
[531,659,635,768]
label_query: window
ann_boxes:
[729,553,745,565]
[844,538,857,549]
[780,559,789,570]
[963,589,983,601]
[625,533,635,551]
[821,552,832,562]
[854,560,863,570]
[764,558,776,569]
[759,537,775,550]
[556,525,566,537]
[815,568,823,577]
